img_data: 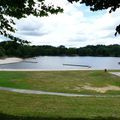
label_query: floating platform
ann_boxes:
[63,64,91,68]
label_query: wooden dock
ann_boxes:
[63,64,91,68]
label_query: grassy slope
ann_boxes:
[0,70,120,94]
[0,90,120,120]
[0,71,120,119]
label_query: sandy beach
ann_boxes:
[0,57,23,65]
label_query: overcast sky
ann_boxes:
[1,0,120,47]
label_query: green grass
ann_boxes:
[0,90,120,120]
[0,70,120,95]
[0,70,120,120]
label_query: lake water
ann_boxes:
[0,56,120,70]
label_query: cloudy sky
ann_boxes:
[1,0,120,47]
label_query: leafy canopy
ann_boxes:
[68,0,120,36]
[0,0,63,42]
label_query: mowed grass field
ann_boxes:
[0,70,120,120]
[0,70,120,94]
[0,90,120,120]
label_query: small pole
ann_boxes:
[104,69,107,72]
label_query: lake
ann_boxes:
[0,56,120,70]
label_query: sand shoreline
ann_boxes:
[0,57,23,65]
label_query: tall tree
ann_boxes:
[0,0,63,41]
[68,0,120,35]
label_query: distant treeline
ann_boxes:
[0,40,120,58]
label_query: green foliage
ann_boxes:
[0,41,120,57]
[68,0,120,35]
[0,47,5,57]
[77,45,120,56]
[0,0,63,41]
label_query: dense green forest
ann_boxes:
[0,40,120,58]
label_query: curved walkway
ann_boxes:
[0,86,120,97]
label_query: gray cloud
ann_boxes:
[1,0,119,47]
[16,16,50,37]
[20,30,48,36]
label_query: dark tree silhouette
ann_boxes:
[68,0,120,35]
[0,0,63,41]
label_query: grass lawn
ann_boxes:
[0,90,120,120]
[0,70,120,120]
[0,70,120,95]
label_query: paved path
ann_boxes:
[109,72,120,77]
[0,86,120,97]
[0,87,91,97]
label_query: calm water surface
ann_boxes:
[0,56,120,70]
